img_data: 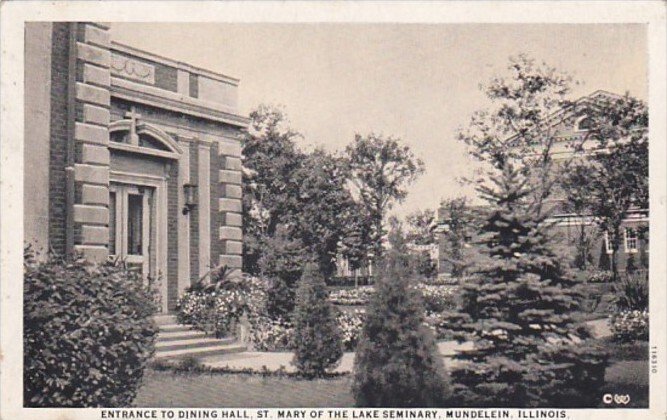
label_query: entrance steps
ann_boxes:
[153,314,247,360]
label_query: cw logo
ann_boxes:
[602,394,631,405]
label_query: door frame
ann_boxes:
[110,170,169,313]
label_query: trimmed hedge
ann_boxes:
[24,250,159,407]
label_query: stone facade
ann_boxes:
[24,22,249,312]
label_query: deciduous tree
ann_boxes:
[345,134,425,263]
[565,94,648,280]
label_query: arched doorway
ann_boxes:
[108,113,182,312]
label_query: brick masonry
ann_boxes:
[47,23,71,255]
[189,142,200,282]
[167,164,180,311]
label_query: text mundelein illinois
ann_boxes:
[444,410,567,418]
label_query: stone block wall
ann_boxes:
[218,140,243,269]
[71,23,111,262]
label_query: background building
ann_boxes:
[437,91,649,276]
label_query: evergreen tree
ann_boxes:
[292,263,344,378]
[353,227,449,407]
[446,164,607,407]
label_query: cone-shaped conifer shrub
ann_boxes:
[446,164,608,407]
[292,263,344,378]
[353,228,449,407]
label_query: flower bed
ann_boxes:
[328,287,375,306]
[328,284,458,312]
[610,309,649,342]
[414,284,457,314]
[178,275,364,352]
[586,270,614,283]
[248,311,364,352]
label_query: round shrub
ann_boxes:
[24,251,159,407]
[292,264,344,377]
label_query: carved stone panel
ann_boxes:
[111,53,156,84]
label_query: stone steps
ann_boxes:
[156,336,237,352]
[154,342,248,360]
[158,329,208,342]
[153,315,246,360]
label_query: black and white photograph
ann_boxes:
[1,2,666,419]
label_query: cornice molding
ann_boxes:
[111,78,250,129]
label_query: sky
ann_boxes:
[109,23,647,218]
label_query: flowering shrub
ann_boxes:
[248,317,295,351]
[337,310,365,350]
[247,311,365,352]
[415,284,457,314]
[176,275,269,338]
[176,290,246,336]
[329,287,375,306]
[610,309,649,342]
[586,270,613,283]
[176,274,371,352]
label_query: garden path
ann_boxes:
[198,319,611,373]
[200,341,469,373]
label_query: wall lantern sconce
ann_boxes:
[182,183,198,215]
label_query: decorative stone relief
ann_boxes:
[110,53,155,84]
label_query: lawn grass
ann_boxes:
[134,369,355,407]
[593,337,649,408]
[135,337,649,408]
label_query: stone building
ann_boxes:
[437,91,649,276]
[24,22,248,313]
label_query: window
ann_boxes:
[604,232,613,254]
[109,192,116,255]
[127,194,144,255]
[624,228,638,253]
